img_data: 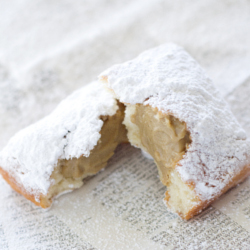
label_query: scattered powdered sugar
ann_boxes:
[100,43,250,202]
[0,81,118,195]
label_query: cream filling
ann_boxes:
[124,104,198,217]
[41,103,127,206]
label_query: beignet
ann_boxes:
[99,43,250,219]
[0,82,127,208]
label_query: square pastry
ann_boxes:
[100,43,250,219]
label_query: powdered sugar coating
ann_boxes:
[100,43,250,201]
[0,82,118,195]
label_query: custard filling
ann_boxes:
[124,104,199,216]
[42,103,127,206]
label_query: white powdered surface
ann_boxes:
[0,82,117,195]
[1,1,250,249]
[1,0,250,152]
[100,43,250,201]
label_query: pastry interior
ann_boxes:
[40,102,128,207]
[124,104,200,218]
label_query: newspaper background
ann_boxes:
[1,0,250,249]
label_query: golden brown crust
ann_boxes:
[0,166,49,208]
[165,163,250,220]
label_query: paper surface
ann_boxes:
[1,0,250,249]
